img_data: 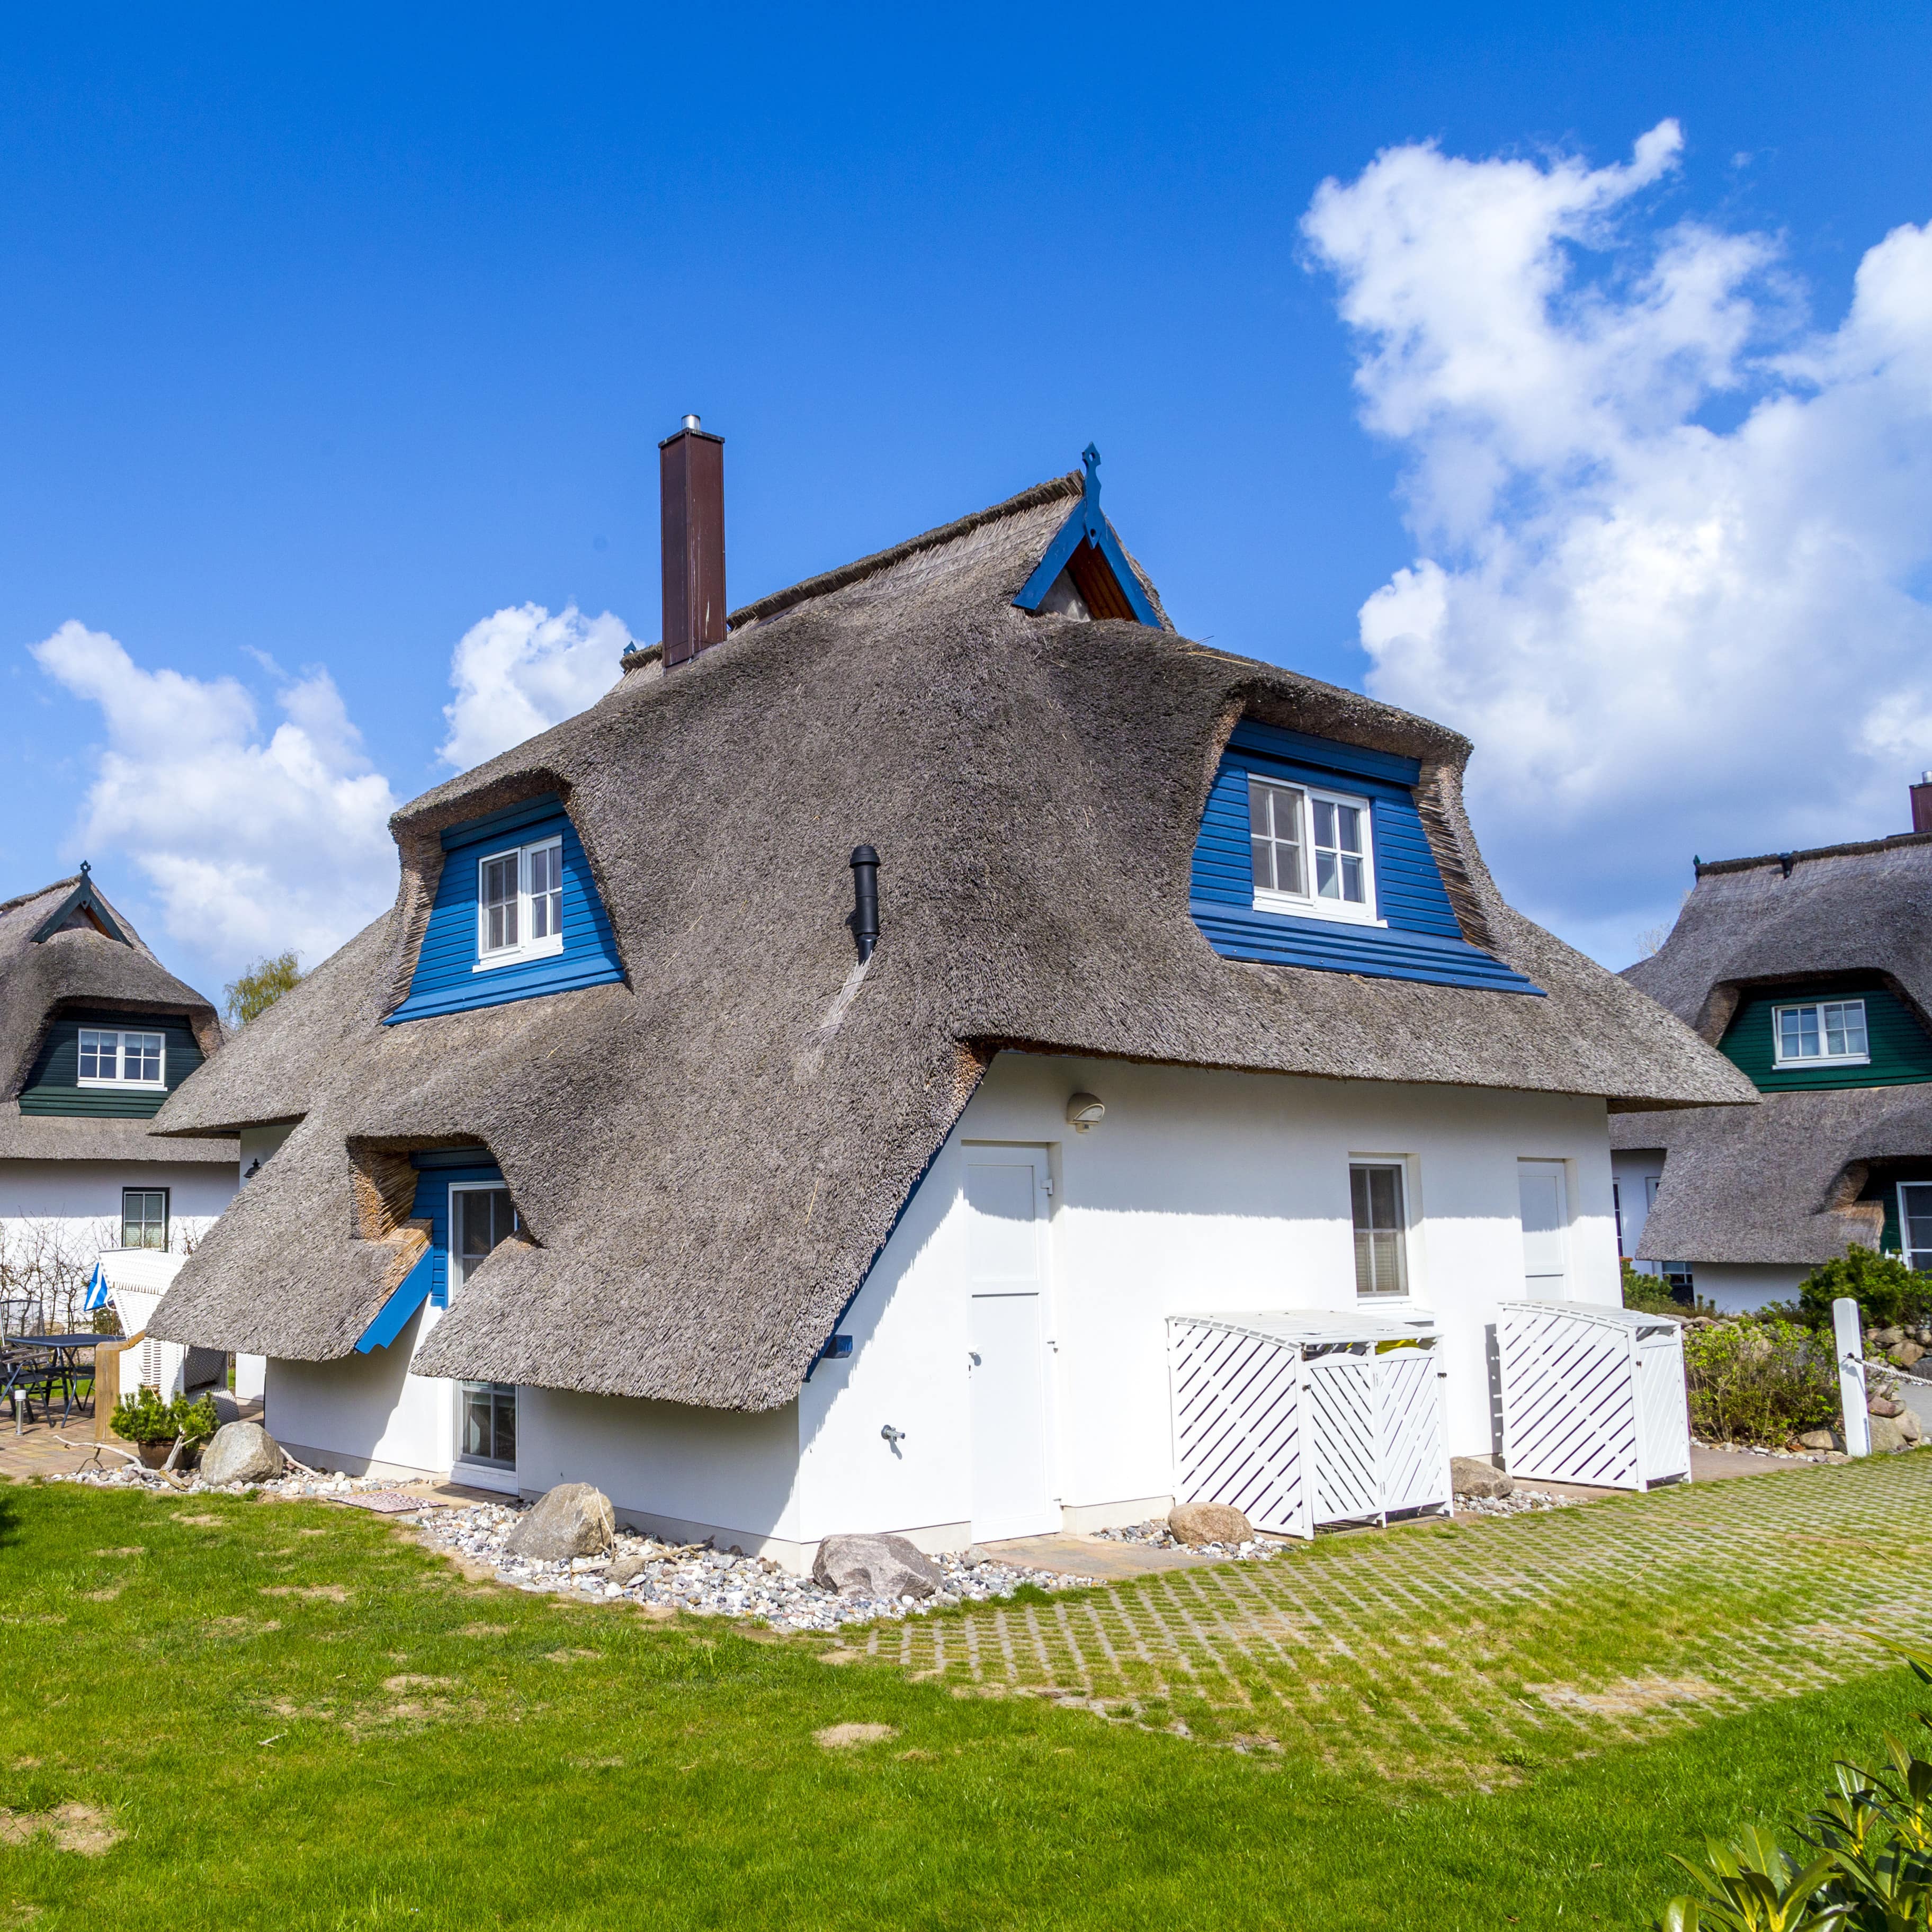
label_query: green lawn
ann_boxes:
[0,1471,1926,1930]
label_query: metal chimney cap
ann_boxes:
[1921,769,1932,784]
[682,413,701,432]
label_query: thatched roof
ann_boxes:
[148,470,1754,1403]
[0,876,234,1166]
[1615,834,1932,1265]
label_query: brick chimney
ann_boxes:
[1913,770,1932,835]
[660,414,726,669]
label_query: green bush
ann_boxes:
[1660,1634,1932,1930]
[1798,1246,1932,1332]
[1681,1318,1839,1445]
[1621,1259,1709,1316]
[111,1387,219,1448]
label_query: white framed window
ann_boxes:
[474,836,565,971]
[1901,1183,1932,1273]
[121,1188,168,1250]
[1350,1161,1409,1297]
[1247,775,1380,925]
[1772,998,1870,1068]
[449,1183,517,1292]
[77,1027,166,1089]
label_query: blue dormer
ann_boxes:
[1189,722,1541,995]
[385,794,625,1024]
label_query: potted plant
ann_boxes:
[111,1388,220,1469]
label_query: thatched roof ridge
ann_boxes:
[148,472,1752,1404]
[0,875,234,1166]
[1623,836,1932,1041]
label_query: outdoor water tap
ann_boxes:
[880,1424,906,1449]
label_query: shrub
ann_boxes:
[1798,1245,1932,1332]
[1681,1318,1839,1445]
[1620,1259,1707,1317]
[111,1388,219,1448]
[1660,1633,1932,1930]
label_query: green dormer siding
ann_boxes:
[17,1009,207,1117]
[1718,983,1932,1092]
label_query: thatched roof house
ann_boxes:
[1615,814,1932,1305]
[148,450,1749,1423]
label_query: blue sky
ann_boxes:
[4,4,1931,996]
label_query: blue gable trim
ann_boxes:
[1012,444,1162,628]
[1191,724,1542,996]
[354,1251,435,1354]
[387,800,626,1024]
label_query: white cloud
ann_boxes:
[1303,123,1932,962]
[30,622,400,979]
[438,604,628,772]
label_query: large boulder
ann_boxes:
[504,1482,615,1562]
[1796,1428,1842,1451]
[812,1533,944,1599]
[1868,1415,1911,1454]
[1450,1457,1514,1500]
[1168,1500,1252,1546]
[198,1421,285,1486]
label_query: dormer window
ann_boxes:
[1247,776,1380,925]
[77,1027,165,1088]
[476,836,565,971]
[1773,999,1869,1068]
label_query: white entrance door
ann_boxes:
[1518,1160,1570,1298]
[964,1153,1057,1542]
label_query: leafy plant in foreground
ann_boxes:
[1659,1635,1932,1929]
[1681,1319,1839,1445]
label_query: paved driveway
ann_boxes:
[839,1455,1932,1785]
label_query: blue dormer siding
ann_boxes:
[353,1150,504,1352]
[1189,722,1542,995]
[386,795,625,1024]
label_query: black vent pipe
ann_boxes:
[849,846,880,962]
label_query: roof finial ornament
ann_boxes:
[1081,442,1101,501]
[79,859,90,877]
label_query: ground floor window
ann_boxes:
[459,1381,517,1468]
[1902,1183,1932,1273]
[1350,1162,1408,1297]
[122,1188,168,1249]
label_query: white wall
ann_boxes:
[266,1302,457,1480]
[1611,1147,1667,1275]
[0,1158,236,1248]
[796,1052,1620,1548]
[1688,1263,1811,1315]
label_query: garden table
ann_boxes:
[2,1336,115,1432]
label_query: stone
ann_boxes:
[1901,1408,1923,1442]
[606,1555,650,1586]
[1796,1428,1842,1451]
[1893,1341,1926,1367]
[197,1421,285,1486]
[503,1483,615,1562]
[1876,1328,1905,1348]
[812,1533,944,1599]
[1168,1501,1253,1546]
[1869,1415,1911,1454]
[1870,1396,1904,1418]
[1450,1456,1514,1500]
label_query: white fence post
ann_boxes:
[1834,1297,1871,1457]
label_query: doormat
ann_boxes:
[328,1490,456,1515]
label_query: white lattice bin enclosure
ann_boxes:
[1496,1300,1691,1492]
[1166,1311,1452,1539]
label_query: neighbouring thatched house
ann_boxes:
[1615,790,1932,1313]
[0,867,238,1330]
[146,429,1748,1557]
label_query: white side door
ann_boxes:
[1518,1160,1570,1298]
[964,1152,1058,1542]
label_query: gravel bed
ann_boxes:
[1091,1520,1286,1559]
[53,1465,1092,1632]
[1451,1487,1576,1518]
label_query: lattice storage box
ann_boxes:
[1495,1300,1691,1492]
[1167,1311,1451,1540]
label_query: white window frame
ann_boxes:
[77,1027,167,1090]
[1900,1182,1932,1273]
[1247,775,1383,927]
[1770,997,1871,1069]
[1349,1157,1413,1300]
[473,835,566,972]
[448,1180,518,1295]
